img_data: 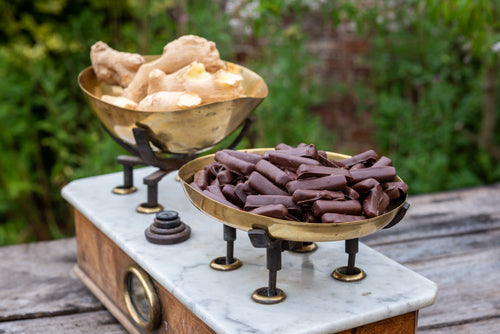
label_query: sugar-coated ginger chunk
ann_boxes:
[101,95,138,109]
[90,41,144,88]
[147,62,243,104]
[138,91,202,111]
[123,35,226,102]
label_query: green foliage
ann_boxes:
[0,0,499,245]
[353,0,500,194]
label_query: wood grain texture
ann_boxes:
[0,183,499,333]
[363,183,500,331]
[74,209,215,334]
[335,311,417,334]
[0,310,126,334]
[0,237,105,321]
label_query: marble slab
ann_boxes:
[62,167,437,334]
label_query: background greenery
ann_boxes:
[1,0,499,245]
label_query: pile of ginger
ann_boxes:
[90,35,245,111]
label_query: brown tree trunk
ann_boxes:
[477,62,500,160]
[479,62,498,151]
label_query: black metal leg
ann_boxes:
[112,155,144,195]
[223,225,237,265]
[248,229,287,304]
[210,225,242,271]
[346,238,359,275]
[266,242,282,297]
[332,238,366,282]
[136,169,170,214]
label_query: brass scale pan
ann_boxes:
[178,149,407,242]
[78,58,269,155]
[79,57,406,241]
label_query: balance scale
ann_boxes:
[72,57,437,333]
[62,167,437,334]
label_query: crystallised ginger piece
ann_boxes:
[101,95,138,109]
[147,62,243,104]
[90,41,144,88]
[123,35,226,103]
[138,91,202,111]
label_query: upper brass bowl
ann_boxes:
[78,58,268,154]
[178,148,407,242]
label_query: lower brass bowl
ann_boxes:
[178,148,407,242]
[78,59,268,155]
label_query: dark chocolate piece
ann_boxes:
[352,178,380,195]
[189,181,203,192]
[284,169,298,180]
[234,183,249,204]
[248,171,289,196]
[207,162,223,178]
[304,211,321,223]
[343,187,360,200]
[383,181,408,200]
[249,204,288,219]
[202,189,240,210]
[274,144,318,159]
[268,151,321,171]
[350,163,366,170]
[216,169,234,185]
[222,149,263,164]
[312,199,362,216]
[255,159,293,187]
[350,166,397,184]
[296,164,352,180]
[207,184,224,198]
[363,184,390,217]
[372,156,393,167]
[341,149,378,168]
[242,181,258,194]
[222,184,244,207]
[214,151,255,176]
[286,175,347,194]
[244,195,300,213]
[321,213,366,223]
[193,168,209,190]
[292,189,345,205]
[318,151,345,168]
[275,143,294,150]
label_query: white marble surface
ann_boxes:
[62,167,437,334]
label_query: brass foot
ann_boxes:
[251,287,286,304]
[112,186,137,195]
[332,266,366,282]
[291,242,318,253]
[136,203,163,214]
[210,257,242,271]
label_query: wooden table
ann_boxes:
[1,183,499,333]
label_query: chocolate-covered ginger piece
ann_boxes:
[190,145,408,224]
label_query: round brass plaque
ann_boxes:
[122,266,161,330]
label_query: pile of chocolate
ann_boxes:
[190,143,408,223]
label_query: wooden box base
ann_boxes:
[74,208,417,334]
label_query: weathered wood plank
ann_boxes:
[0,238,103,321]
[362,184,500,331]
[1,183,499,333]
[363,183,500,246]
[419,316,500,333]
[0,310,126,334]
[388,238,500,329]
